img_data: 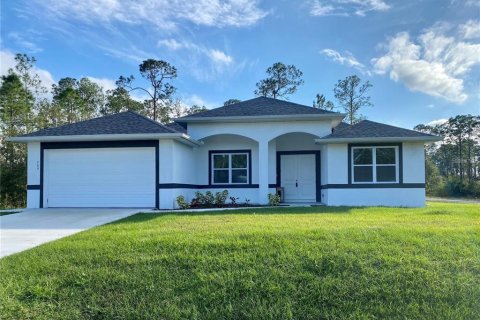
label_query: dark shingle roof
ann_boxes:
[177,97,341,119]
[320,120,438,139]
[165,122,187,134]
[22,111,180,137]
[333,122,351,131]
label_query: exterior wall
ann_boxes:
[325,144,348,184]
[194,135,259,185]
[27,142,41,208]
[321,142,427,207]
[188,120,332,142]
[158,140,197,209]
[402,142,426,183]
[275,132,322,151]
[324,188,425,207]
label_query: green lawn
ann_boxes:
[1,203,479,319]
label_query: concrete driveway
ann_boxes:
[0,208,143,258]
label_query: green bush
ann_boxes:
[268,193,281,206]
[214,190,229,206]
[204,191,215,206]
[194,191,206,205]
[444,177,480,198]
[175,195,189,209]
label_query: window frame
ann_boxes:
[351,146,399,184]
[210,150,250,185]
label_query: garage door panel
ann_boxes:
[44,147,156,208]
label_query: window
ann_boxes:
[211,152,249,184]
[352,146,398,183]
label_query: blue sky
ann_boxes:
[1,0,479,128]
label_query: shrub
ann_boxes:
[204,191,215,206]
[268,193,280,206]
[214,190,229,206]
[176,195,190,209]
[194,191,206,205]
[229,196,239,206]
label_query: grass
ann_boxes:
[1,203,479,319]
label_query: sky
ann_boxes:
[1,0,479,129]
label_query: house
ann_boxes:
[9,97,440,209]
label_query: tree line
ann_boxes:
[415,116,480,198]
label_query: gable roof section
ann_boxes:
[165,122,187,134]
[333,122,351,131]
[176,97,343,122]
[9,111,201,146]
[21,111,180,137]
[317,120,441,143]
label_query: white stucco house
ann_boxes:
[10,97,440,209]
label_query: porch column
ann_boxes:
[258,140,269,204]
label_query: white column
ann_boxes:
[258,140,269,204]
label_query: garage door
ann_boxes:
[43,147,156,207]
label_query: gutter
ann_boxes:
[7,133,203,147]
[314,136,442,144]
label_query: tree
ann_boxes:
[313,93,335,111]
[101,87,143,116]
[12,54,48,99]
[50,77,103,124]
[186,104,207,115]
[254,62,303,99]
[333,75,372,124]
[0,73,34,208]
[414,115,480,198]
[223,99,241,106]
[117,59,177,122]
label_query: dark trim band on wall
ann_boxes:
[40,140,160,209]
[158,183,278,189]
[208,149,252,186]
[276,150,321,202]
[27,185,41,190]
[348,143,403,185]
[321,183,425,189]
[159,183,260,189]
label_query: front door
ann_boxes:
[280,154,316,202]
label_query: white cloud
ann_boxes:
[158,39,233,65]
[0,50,55,90]
[321,48,370,74]
[426,104,435,108]
[183,94,216,108]
[310,0,390,17]
[427,118,448,126]
[208,50,233,65]
[87,77,117,91]
[157,39,190,51]
[459,20,480,40]
[157,38,235,81]
[372,25,480,104]
[32,0,268,29]
[310,2,336,16]
[8,32,43,53]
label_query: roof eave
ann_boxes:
[315,136,442,144]
[7,133,203,147]
[175,113,346,123]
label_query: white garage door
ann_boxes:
[43,147,156,208]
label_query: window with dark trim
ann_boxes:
[211,152,249,184]
[352,146,398,183]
